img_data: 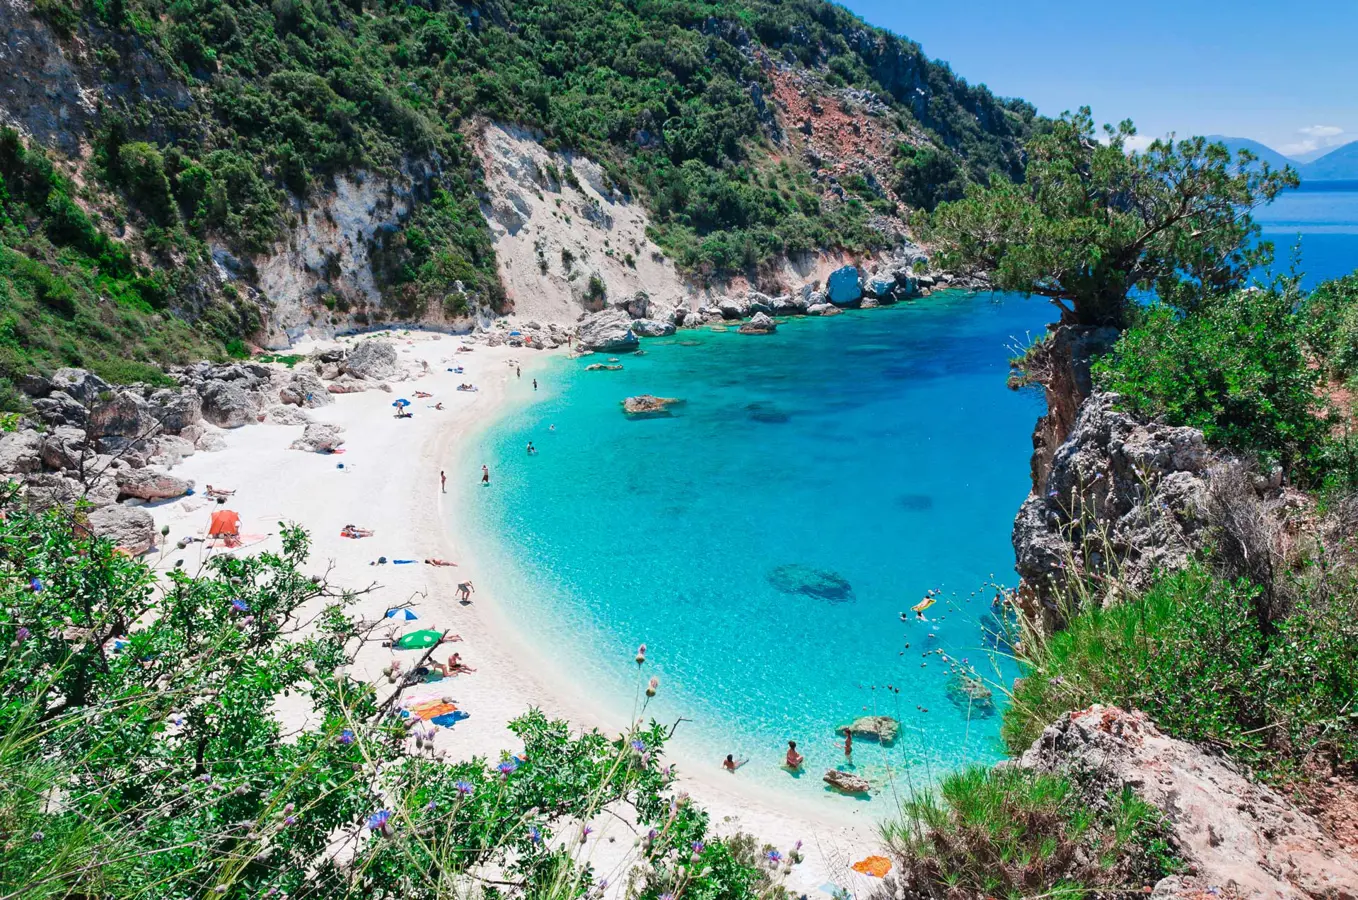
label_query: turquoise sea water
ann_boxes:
[467,187,1358,807]
[465,293,1052,804]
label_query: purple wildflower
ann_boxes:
[338,729,355,745]
[496,759,518,776]
[659,894,674,900]
[367,810,391,830]
[231,598,249,612]
[14,626,29,642]
[283,816,297,826]
[630,738,646,753]
[454,779,474,795]
[766,849,783,865]
[29,577,42,592]
[529,825,543,844]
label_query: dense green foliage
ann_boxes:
[1093,270,1358,487]
[2,0,1036,374]
[927,108,1298,327]
[0,496,794,899]
[0,129,231,384]
[1004,563,1358,778]
[880,766,1179,899]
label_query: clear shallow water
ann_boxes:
[465,294,1052,805]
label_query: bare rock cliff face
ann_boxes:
[1019,706,1358,899]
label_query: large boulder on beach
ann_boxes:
[717,296,750,320]
[50,368,111,405]
[577,309,640,353]
[87,504,156,554]
[767,563,853,602]
[344,340,401,380]
[39,426,89,470]
[827,266,863,306]
[290,422,346,452]
[738,312,777,335]
[836,715,900,746]
[32,391,89,428]
[89,390,153,439]
[200,381,257,429]
[267,404,313,425]
[147,389,202,434]
[622,395,684,418]
[115,466,193,501]
[279,372,334,408]
[823,770,871,795]
[0,430,44,474]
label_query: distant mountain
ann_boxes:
[1303,141,1358,181]
[1205,135,1298,172]
[1290,145,1336,164]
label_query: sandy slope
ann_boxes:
[145,331,885,897]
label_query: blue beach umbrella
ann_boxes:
[385,608,419,621]
[392,399,410,408]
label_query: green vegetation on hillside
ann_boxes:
[0,496,795,900]
[1,0,1037,377]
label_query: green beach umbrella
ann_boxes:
[394,629,443,650]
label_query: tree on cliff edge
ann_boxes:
[925,108,1299,328]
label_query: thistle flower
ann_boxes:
[765,849,782,865]
[496,759,518,777]
[367,810,391,831]
[454,779,474,796]
[283,803,295,815]
[630,738,646,753]
[691,839,705,859]
[338,729,355,745]
[646,676,659,697]
[29,577,42,592]
[14,626,29,643]
[529,825,543,844]
[199,774,213,784]
[231,598,249,612]
[284,816,297,826]
[635,643,647,664]
[579,825,593,843]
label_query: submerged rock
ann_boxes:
[836,715,899,746]
[767,563,853,602]
[946,673,996,716]
[585,363,624,371]
[745,402,790,424]
[622,395,684,418]
[823,769,871,795]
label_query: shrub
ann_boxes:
[880,766,1179,898]
[1301,269,1358,378]
[1093,288,1324,476]
[115,142,176,224]
[1004,562,1358,777]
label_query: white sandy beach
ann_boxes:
[146,330,886,897]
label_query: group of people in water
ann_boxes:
[722,731,854,775]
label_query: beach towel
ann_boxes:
[851,856,891,878]
[393,559,417,564]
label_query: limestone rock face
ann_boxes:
[827,266,862,305]
[745,291,774,315]
[823,770,871,795]
[147,389,202,434]
[39,426,89,471]
[148,435,196,468]
[738,312,777,335]
[115,466,194,501]
[577,309,640,353]
[717,296,750,320]
[87,505,156,555]
[770,294,809,315]
[836,715,899,745]
[200,382,257,429]
[631,318,675,338]
[279,372,334,408]
[89,390,153,439]
[343,341,400,380]
[806,303,841,317]
[1013,392,1216,628]
[1019,706,1358,899]
[290,422,346,452]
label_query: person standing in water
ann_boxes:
[784,740,804,770]
[481,465,490,485]
[526,441,536,455]
[843,730,853,760]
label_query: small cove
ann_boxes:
[464,292,1052,807]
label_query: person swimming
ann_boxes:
[722,754,747,772]
[784,740,804,770]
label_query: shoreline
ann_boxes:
[148,329,883,896]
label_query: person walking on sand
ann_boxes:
[516,365,521,379]
[440,470,447,493]
[533,378,538,391]
[457,581,475,603]
[784,740,804,770]
[481,465,490,485]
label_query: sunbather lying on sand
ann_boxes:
[425,558,458,567]
[414,391,433,398]
[380,634,461,648]
[434,653,477,676]
[341,524,374,539]
[205,485,235,499]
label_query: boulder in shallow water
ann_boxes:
[806,303,842,317]
[738,312,777,335]
[622,395,684,418]
[836,715,900,746]
[585,364,624,371]
[946,673,996,716]
[631,318,676,337]
[823,769,871,795]
[577,309,640,352]
[767,563,853,602]
[745,402,790,424]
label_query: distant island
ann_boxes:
[1207,133,1358,180]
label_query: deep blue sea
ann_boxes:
[466,185,1358,809]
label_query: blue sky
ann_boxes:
[841,0,1358,158]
